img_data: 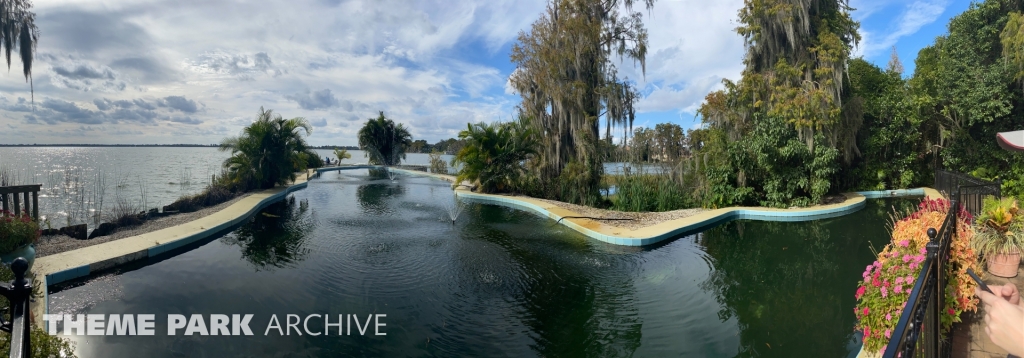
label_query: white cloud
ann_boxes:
[2,0,749,145]
[854,0,950,58]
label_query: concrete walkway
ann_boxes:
[32,169,317,324]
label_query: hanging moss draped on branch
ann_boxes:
[509,0,653,206]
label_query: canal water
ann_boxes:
[47,168,915,357]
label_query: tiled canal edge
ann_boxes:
[33,170,317,326]
[33,165,939,332]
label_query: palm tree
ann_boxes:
[219,107,313,190]
[333,148,352,162]
[357,111,412,166]
[453,117,539,193]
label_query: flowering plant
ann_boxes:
[0,210,38,254]
[853,198,978,353]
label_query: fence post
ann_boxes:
[927,227,941,357]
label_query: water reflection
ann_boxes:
[219,196,315,270]
[460,205,643,357]
[698,212,895,357]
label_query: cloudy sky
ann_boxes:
[0,0,971,146]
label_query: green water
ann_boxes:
[47,169,915,357]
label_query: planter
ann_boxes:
[0,244,35,272]
[986,252,1021,278]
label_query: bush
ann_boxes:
[612,173,689,212]
[0,211,38,254]
[452,119,538,194]
[165,184,237,213]
[853,198,978,353]
[428,150,447,174]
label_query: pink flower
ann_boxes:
[894,284,903,294]
[863,307,869,316]
[865,327,871,339]
[881,286,888,297]
[885,329,892,338]
[919,247,927,255]
[903,254,912,263]
[898,239,909,247]
[896,277,904,285]
[873,261,882,269]
[886,313,892,321]
[914,254,925,263]
[856,286,866,300]
[947,308,955,316]
[906,275,914,283]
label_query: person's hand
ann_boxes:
[977,286,1024,357]
[993,283,1022,306]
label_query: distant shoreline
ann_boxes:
[0,144,360,149]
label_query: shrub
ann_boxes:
[165,183,237,213]
[853,198,978,353]
[0,211,38,254]
[220,107,314,190]
[428,150,447,174]
[612,173,689,212]
[972,196,1024,262]
[452,118,539,193]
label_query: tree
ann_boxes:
[692,0,862,207]
[1002,11,1024,90]
[453,118,539,193]
[357,111,413,166]
[886,46,904,75]
[0,0,38,101]
[333,148,351,162]
[220,107,313,190]
[509,0,653,206]
[654,123,685,162]
[409,139,429,153]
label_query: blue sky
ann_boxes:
[0,0,979,145]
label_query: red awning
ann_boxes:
[997,130,1024,152]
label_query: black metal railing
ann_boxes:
[883,193,959,358]
[0,257,32,358]
[935,169,1000,218]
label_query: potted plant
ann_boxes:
[972,196,1023,277]
[0,210,38,271]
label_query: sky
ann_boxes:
[0,0,977,146]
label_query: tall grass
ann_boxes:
[610,162,693,212]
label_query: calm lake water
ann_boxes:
[48,168,916,357]
[0,147,446,230]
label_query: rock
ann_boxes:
[59,224,88,240]
[88,222,118,240]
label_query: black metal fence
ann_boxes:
[883,194,958,358]
[0,258,32,358]
[935,169,1000,218]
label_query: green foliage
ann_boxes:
[1003,12,1024,84]
[612,172,689,212]
[428,150,447,175]
[0,211,37,254]
[219,107,314,190]
[357,111,412,166]
[973,196,1024,257]
[848,58,929,190]
[452,118,539,193]
[333,148,351,162]
[303,149,323,169]
[510,0,651,205]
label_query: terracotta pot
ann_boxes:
[987,252,1021,278]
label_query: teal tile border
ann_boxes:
[42,180,311,319]
[37,165,929,326]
